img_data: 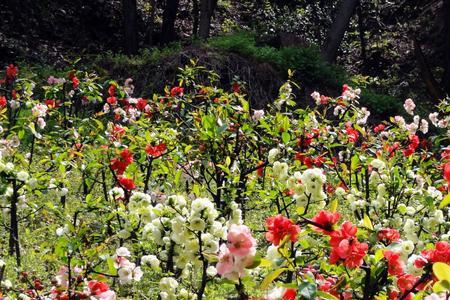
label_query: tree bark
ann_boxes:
[357,3,367,65]
[322,0,359,63]
[161,0,179,44]
[122,0,138,54]
[198,0,218,39]
[414,38,444,100]
[146,0,157,46]
[193,0,200,37]
[443,0,450,95]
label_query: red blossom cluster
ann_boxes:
[311,210,341,235]
[377,228,401,245]
[145,143,167,157]
[265,215,300,246]
[329,221,368,268]
[170,86,184,97]
[111,149,133,175]
[420,241,450,265]
[402,134,419,157]
[345,126,359,143]
[118,176,136,191]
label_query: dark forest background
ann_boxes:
[1,0,449,115]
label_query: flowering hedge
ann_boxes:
[0,62,449,300]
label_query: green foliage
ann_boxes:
[360,89,402,116]
[208,32,347,88]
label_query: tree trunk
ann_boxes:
[357,3,367,65]
[443,0,450,95]
[122,0,138,55]
[414,38,444,101]
[146,0,157,46]
[193,0,200,37]
[322,0,359,63]
[198,0,218,39]
[161,0,179,44]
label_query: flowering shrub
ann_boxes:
[0,62,449,300]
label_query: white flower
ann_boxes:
[31,104,48,117]
[118,266,133,284]
[109,187,125,199]
[429,112,439,126]
[37,117,46,129]
[116,247,131,257]
[403,98,415,115]
[159,277,178,294]
[16,171,29,182]
[370,159,385,170]
[311,91,321,105]
[190,217,206,231]
[401,240,415,255]
[268,148,279,164]
[266,287,284,300]
[206,266,217,277]
[252,109,265,121]
[420,119,429,134]
[1,279,12,289]
[272,161,289,180]
[141,255,160,268]
[0,259,5,267]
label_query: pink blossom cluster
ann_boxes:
[216,224,256,280]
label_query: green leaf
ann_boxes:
[316,291,339,300]
[260,268,288,290]
[247,252,261,269]
[433,280,450,293]
[433,262,450,281]
[298,282,317,299]
[363,214,374,231]
[440,193,450,209]
[281,132,290,144]
[329,199,338,212]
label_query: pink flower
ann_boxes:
[216,244,234,275]
[403,98,415,115]
[226,224,256,257]
[98,290,117,300]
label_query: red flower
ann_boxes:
[72,76,79,89]
[329,221,357,247]
[329,221,367,268]
[145,143,167,157]
[397,274,418,293]
[342,84,349,93]
[346,126,359,143]
[0,96,7,108]
[283,288,297,300]
[403,135,419,157]
[311,210,341,235]
[265,215,300,246]
[111,149,134,175]
[6,64,18,79]
[118,176,136,190]
[108,85,116,97]
[421,241,450,264]
[374,124,385,134]
[330,238,368,268]
[377,228,400,245]
[232,82,241,93]
[87,280,109,296]
[136,98,147,110]
[256,161,265,177]
[170,86,184,97]
[320,95,330,105]
[107,96,117,105]
[444,162,450,186]
[383,250,404,276]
